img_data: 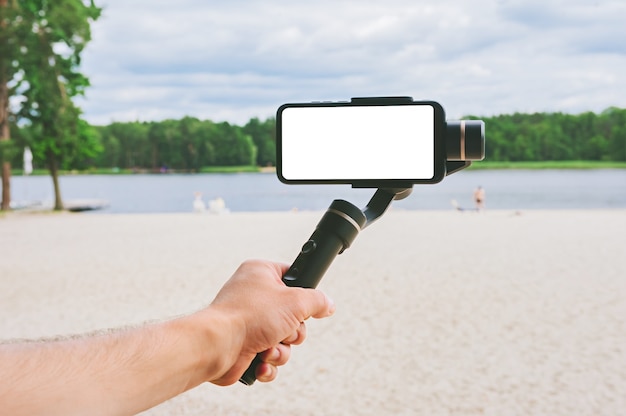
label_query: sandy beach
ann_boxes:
[1,209,625,415]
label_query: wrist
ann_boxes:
[185,306,246,382]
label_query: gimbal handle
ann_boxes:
[239,188,410,386]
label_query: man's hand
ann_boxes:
[204,259,335,385]
[0,259,335,415]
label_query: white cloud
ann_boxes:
[78,0,626,125]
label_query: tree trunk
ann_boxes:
[47,151,63,211]
[0,163,9,211]
[0,0,11,210]
[0,74,10,211]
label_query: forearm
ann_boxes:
[0,259,334,414]
[0,311,236,416]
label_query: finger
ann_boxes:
[267,261,291,284]
[260,343,291,366]
[275,262,291,277]
[255,362,277,383]
[282,322,306,345]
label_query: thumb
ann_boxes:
[299,289,335,319]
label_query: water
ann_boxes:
[9,169,626,213]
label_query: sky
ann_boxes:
[77,0,626,126]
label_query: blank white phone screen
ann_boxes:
[280,104,435,180]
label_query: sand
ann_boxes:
[1,209,625,415]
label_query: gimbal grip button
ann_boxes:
[301,240,317,254]
[283,272,298,281]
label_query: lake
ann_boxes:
[9,169,626,213]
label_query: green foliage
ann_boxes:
[1,0,24,209]
[3,0,101,209]
[10,107,626,172]
[0,1,24,94]
[469,160,626,170]
[478,109,626,162]
[92,117,271,171]
[199,165,261,173]
[243,117,276,166]
[0,137,19,162]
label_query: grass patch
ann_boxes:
[469,160,626,170]
[198,165,261,173]
[11,161,625,176]
[11,166,263,175]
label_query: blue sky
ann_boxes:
[77,0,626,125]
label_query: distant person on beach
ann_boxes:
[473,186,486,211]
[0,260,335,415]
[193,191,206,212]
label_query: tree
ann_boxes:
[243,117,276,166]
[209,122,256,166]
[147,119,181,171]
[0,0,20,210]
[16,0,101,210]
[95,121,151,169]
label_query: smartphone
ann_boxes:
[276,99,447,187]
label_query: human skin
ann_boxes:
[0,259,335,415]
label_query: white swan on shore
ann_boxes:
[208,197,230,215]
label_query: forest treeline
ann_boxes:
[7,107,626,171]
[473,107,626,162]
[94,117,277,171]
[8,116,276,172]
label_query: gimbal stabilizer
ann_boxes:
[239,187,411,385]
[239,96,485,385]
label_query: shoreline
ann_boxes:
[11,160,626,177]
[3,206,626,218]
